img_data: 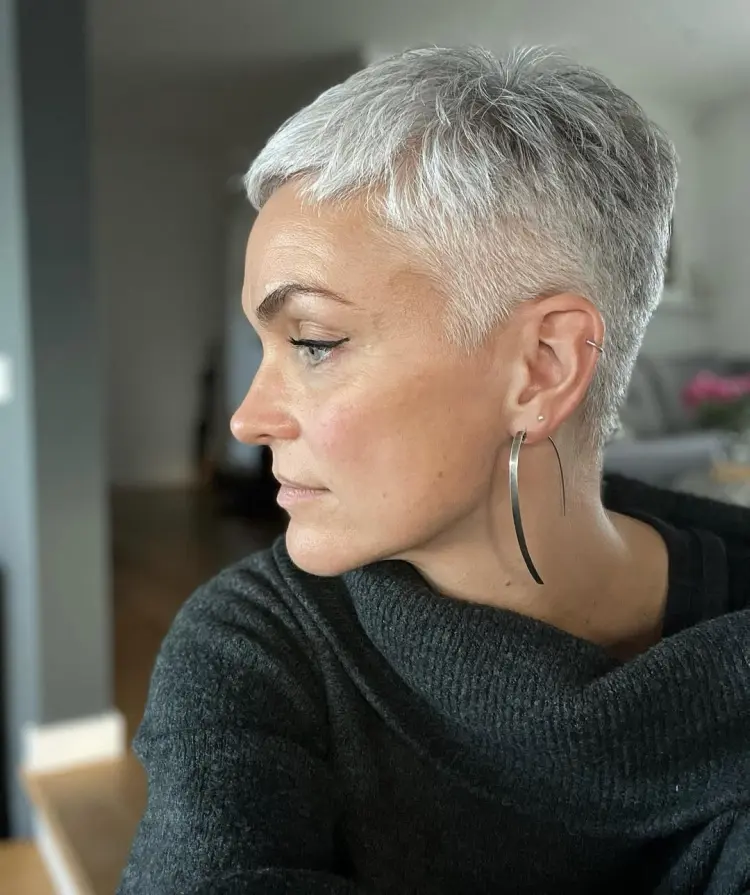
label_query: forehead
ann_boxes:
[244,183,412,296]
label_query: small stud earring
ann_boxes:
[537,415,545,422]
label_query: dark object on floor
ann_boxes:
[212,448,283,521]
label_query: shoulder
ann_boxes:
[155,536,315,673]
[166,536,316,638]
[604,474,750,613]
[173,534,354,633]
[136,536,347,753]
[725,541,750,613]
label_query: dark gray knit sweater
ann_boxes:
[119,477,750,894]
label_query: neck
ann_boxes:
[400,457,669,657]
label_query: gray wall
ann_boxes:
[95,141,225,486]
[0,0,42,837]
[0,0,112,835]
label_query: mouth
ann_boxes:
[274,474,328,509]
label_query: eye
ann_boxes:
[288,337,348,367]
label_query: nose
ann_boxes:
[230,364,297,447]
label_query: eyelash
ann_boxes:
[288,337,349,367]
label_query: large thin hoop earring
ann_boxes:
[509,430,566,585]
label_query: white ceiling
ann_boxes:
[90,0,750,105]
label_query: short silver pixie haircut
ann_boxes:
[245,46,678,447]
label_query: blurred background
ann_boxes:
[2,0,750,891]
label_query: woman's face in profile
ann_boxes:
[233,182,515,576]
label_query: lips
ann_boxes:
[274,473,325,491]
[275,477,328,510]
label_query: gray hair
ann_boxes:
[245,46,678,447]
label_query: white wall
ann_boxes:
[636,97,716,358]
[695,94,750,357]
[94,141,224,486]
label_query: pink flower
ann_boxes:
[683,370,750,408]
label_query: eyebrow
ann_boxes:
[254,282,352,326]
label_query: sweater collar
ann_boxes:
[347,475,750,724]
[346,557,618,730]
[341,479,750,832]
[344,555,750,832]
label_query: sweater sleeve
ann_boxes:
[117,559,360,894]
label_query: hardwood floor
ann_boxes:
[113,486,283,741]
[25,756,147,895]
[17,485,284,895]
[0,841,55,894]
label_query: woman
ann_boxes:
[119,47,750,894]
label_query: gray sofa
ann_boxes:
[603,354,745,487]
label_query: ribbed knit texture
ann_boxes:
[119,477,750,894]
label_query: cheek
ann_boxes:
[299,380,409,487]
[304,381,478,494]
[307,397,381,473]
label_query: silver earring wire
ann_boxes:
[586,339,604,354]
[509,430,566,585]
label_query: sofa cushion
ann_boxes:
[604,430,730,486]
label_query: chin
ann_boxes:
[284,521,392,578]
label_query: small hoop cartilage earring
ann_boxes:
[509,430,566,586]
[586,338,604,354]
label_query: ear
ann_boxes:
[505,293,605,444]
